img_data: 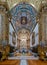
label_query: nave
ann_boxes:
[0,0,47,65]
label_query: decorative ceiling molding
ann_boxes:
[0,1,9,11]
[0,0,47,11]
[6,0,43,11]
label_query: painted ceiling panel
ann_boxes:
[10,3,37,17]
[9,2,37,33]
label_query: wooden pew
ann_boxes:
[27,60,47,65]
[0,60,20,65]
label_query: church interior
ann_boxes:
[0,0,47,65]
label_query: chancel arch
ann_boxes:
[0,0,47,62]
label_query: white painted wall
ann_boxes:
[9,23,14,46]
[34,24,39,46]
[9,23,14,34]
[30,34,32,47]
[9,23,17,47]
[30,24,39,47]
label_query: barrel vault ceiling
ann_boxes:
[0,0,47,34]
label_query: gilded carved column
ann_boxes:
[36,4,47,59]
[42,8,47,45]
[38,14,42,43]
[37,3,47,45]
[2,14,9,44]
[0,3,9,45]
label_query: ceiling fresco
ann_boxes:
[0,0,47,34]
[10,2,37,33]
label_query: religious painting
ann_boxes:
[21,16,27,24]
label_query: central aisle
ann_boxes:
[20,60,28,65]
